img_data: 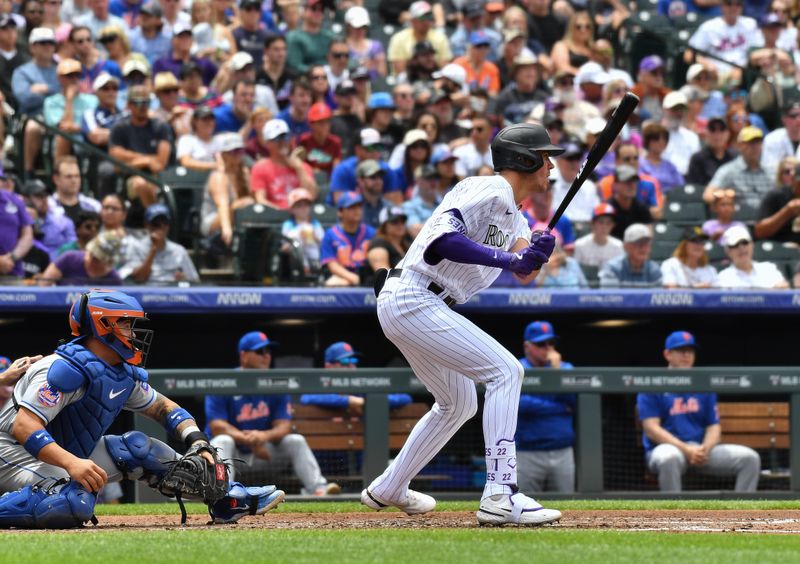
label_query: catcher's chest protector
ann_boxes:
[48,342,145,457]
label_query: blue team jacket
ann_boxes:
[515,358,576,451]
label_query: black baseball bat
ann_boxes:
[547,92,640,231]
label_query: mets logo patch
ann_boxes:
[37,384,61,408]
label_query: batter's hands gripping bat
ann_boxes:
[547,92,639,231]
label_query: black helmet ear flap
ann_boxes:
[78,292,90,336]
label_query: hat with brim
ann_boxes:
[665,331,696,350]
[86,232,122,264]
[682,225,708,243]
[288,187,314,207]
[337,191,364,209]
[356,159,382,177]
[238,330,278,352]
[378,205,407,225]
[30,27,56,44]
[722,224,752,247]
[92,72,119,90]
[57,58,82,76]
[263,118,290,141]
[123,58,150,77]
[623,223,652,243]
[737,125,764,143]
[214,132,245,153]
[615,164,639,182]
[524,321,559,343]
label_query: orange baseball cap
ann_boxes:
[308,102,333,122]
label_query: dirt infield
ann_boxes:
[6,510,800,534]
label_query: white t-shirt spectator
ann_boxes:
[177,134,217,163]
[660,257,719,287]
[553,170,599,223]
[453,143,493,177]
[688,16,758,72]
[717,261,786,289]
[663,126,701,176]
[573,234,624,268]
[760,128,797,177]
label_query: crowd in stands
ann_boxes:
[1,0,800,288]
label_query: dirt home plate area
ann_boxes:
[5,510,800,534]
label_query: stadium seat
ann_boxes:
[312,202,338,228]
[650,240,677,261]
[653,222,685,242]
[663,201,707,225]
[159,167,211,248]
[580,263,599,287]
[735,201,760,222]
[233,205,306,285]
[235,203,291,230]
[705,242,727,265]
[666,184,702,203]
[753,241,800,262]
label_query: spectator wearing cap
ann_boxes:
[367,204,411,277]
[761,100,800,177]
[704,126,773,209]
[83,72,123,152]
[598,141,663,219]
[295,102,342,178]
[285,0,334,74]
[523,176,576,252]
[320,191,376,286]
[39,229,122,285]
[553,139,600,224]
[55,209,100,256]
[453,30,501,95]
[251,118,317,209]
[275,78,312,138]
[453,115,493,177]
[550,68,602,142]
[401,163,440,238]
[0,15,29,112]
[515,320,576,493]
[24,179,76,260]
[631,55,670,123]
[178,61,223,109]
[109,85,172,210]
[489,54,549,127]
[118,203,199,283]
[755,161,800,244]
[300,341,412,414]
[213,79,255,133]
[686,116,737,186]
[686,0,757,78]
[128,2,171,64]
[68,25,122,94]
[256,34,296,111]
[49,155,101,224]
[0,182,33,278]
[638,331,761,493]
[367,92,401,159]
[683,63,726,120]
[551,11,594,77]
[329,79,364,157]
[717,225,788,288]
[121,57,150,90]
[387,1,452,75]
[343,6,387,78]
[322,38,351,91]
[153,23,218,86]
[661,227,719,288]
[393,128,431,192]
[639,121,684,195]
[590,39,633,88]
[206,330,341,497]
[661,91,700,177]
[282,187,324,274]
[177,105,218,172]
[329,127,403,205]
[215,51,279,115]
[109,0,144,29]
[153,71,190,138]
[575,61,611,112]
[431,146,461,194]
[44,57,99,161]
[607,166,653,239]
[752,3,798,56]
[599,223,662,287]
[449,1,502,62]
[233,0,273,62]
[74,0,129,42]
[397,39,438,85]
[574,203,624,269]
[355,159,393,228]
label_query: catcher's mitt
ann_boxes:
[158,442,229,524]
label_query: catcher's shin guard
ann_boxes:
[0,481,96,529]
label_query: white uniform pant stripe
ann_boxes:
[371,279,523,501]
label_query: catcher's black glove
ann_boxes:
[158,442,230,524]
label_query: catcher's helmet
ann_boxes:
[491,123,564,173]
[69,289,153,366]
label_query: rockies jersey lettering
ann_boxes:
[398,175,531,303]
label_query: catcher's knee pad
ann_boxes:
[105,431,176,479]
[0,481,95,529]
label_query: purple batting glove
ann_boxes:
[530,231,556,259]
[507,245,550,275]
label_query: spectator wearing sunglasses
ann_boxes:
[685,0,758,79]
[686,116,737,186]
[717,225,789,288]
[386,1,451,75]
[755,161,800,244]
[69,25,121,94]
[128,2,171,65]
[44,57,99,161]
[286,0,334,75]
[343,6,386,78]
[299,341,411,414]
[703,126,773,209]
[598,141,664,220]
[233,0,272,62]
[453,115,494,177]
[631,55,670,123]
[761,100,800,177]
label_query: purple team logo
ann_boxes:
[37,384,61,408]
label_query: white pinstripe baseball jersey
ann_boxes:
[397,175,532,303]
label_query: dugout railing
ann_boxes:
[131,367,800,501]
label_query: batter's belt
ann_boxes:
[373,268,456,307]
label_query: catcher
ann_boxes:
[0,289,285,528]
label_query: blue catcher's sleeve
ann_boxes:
[299,394,350,409]
[388,394,412,409]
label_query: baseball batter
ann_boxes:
[0,289,284,528]
[363,123,564,526]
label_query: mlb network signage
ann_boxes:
[2,288,800,313]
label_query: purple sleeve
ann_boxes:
[54,251,84,276]
[17,197,33,227]
[424,231,512,268]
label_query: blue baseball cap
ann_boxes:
[431,147,458,165]
[368,92,395,110]
[0,356,10,370]
[144,203,170,224]
[524,321,558,343]
[238,331,278,352]
[324,341,361,364]
[337,191,364,209]
[665,331,696,350]
[469,30,491,46]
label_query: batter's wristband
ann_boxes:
[165,407,193,436]
[184,431,210,449]
[24,430,55,458]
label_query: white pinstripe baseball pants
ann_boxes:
[371,272,524,501]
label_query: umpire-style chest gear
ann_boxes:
[491,123,565,173]
[45,342,148,458]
